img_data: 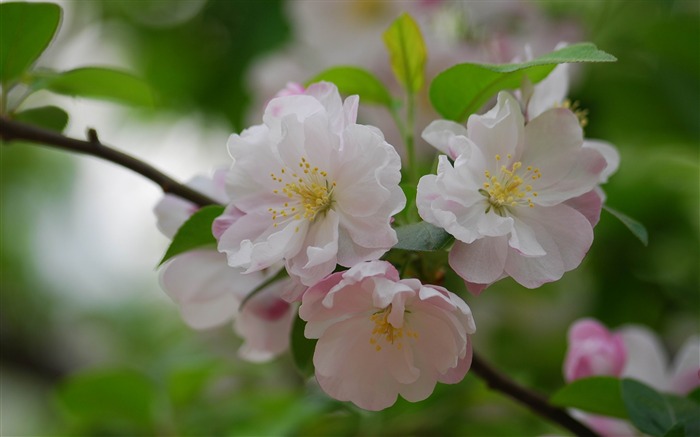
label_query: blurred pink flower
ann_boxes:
[564,319,700,436]
[154,172,299,362]
[563,318,627,382]
[418,92,607,293]
[217,82,405,287]
[299,260,476,411]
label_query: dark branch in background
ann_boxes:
[471,353,600,437]
[0,117,221,208]
[1,116,598,436]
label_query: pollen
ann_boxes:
[269,156,336,225]
[479,154,541,215]
[369,305,418,352]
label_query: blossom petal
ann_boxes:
[422,120,471,159]
[467,92,525,163]
[449,238,509,290]
[235,281,296,362]
[159,250,262,330]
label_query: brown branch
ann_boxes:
[471,352,600,437]
[0,116,221,208]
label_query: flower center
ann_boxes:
[369,305,418,352]
[269,157,336,229]
[479,153,541,216]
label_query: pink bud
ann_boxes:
[564,318,627,382]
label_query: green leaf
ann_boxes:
[550,376,628,419]
[622,378,675,437]
[13,105,68,132]
[0,2,61,85]
[394,221,453,251]
[664,423,686,437]
[55,368,156,428]
[603,205,649,246]
[383,13,427,93]
[159,205,224,265]
[307,66,393,107]
[35,67,154,107]
[665,395,700,436]
[429,42,617,122]
[290,314,316,379]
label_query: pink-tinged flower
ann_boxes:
[159,251,298,362]
[154,172,301,362]
[563,318,627,382]
[217,82,405,287]
[563,319,700,437]
[418,92,607,293]
[299,260,476,411]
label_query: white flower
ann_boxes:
[299,261,476,411]
[217,82,405,287]
[418,91,608,292]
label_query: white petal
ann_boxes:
[449,238,509,288]
[620,326,669,392]
[527,63,569,119]
[159,250,263,330]
[421,119,470,159]
[583,139,620,184]
[467,92,525,163]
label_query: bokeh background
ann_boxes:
[1,0,698,435]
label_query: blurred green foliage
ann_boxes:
[1,0,698,435]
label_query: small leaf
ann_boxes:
[290,314,316,379]
[430,43,617,122]
[307,66,393,107]
[622,378,674,437]
[0,2,61,85]
[55,368,156,428]
[159,205,224,265]
[14,106,68,132]
[35,67,154,107]
[383,13,427,93]
[550,376,628,419]
[394,221,453,251]
[603,205,649,246]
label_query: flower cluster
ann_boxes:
[154,72,622,411]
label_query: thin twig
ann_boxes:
[0,116,221,208]
[471,352,600,437]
